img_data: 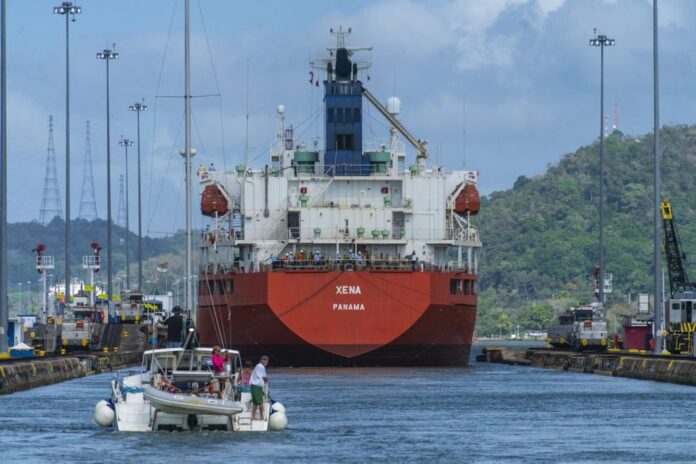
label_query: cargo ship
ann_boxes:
[195,29,482,366]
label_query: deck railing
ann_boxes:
[200,258,473,275]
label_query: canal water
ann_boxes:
[1,344,695,463]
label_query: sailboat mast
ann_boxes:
[184,0,194,319]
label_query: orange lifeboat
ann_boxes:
[201,185,229,217]
[454,184,480,215]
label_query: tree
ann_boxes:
[519,303,554,331]
[496,312,513,337]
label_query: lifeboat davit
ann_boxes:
[201,185,229,217]
[454,184,480,215]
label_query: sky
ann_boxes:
[3,0,696,235]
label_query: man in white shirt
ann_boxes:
[250,355,269,421]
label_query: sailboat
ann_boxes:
[93,0,286,432]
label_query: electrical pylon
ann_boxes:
[116,174,126,228]
[78,120,98,220]
[38,115,64,225]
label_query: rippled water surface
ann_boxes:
[2,343,696,463]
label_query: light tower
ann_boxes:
[33,244,54,324]
[53,0,81,304]
[78,120,98,220]
[39,115,64,225]
[119,137,133,290]
[129,100,147,291]
[589,30,615,305]
[97,45,118,301]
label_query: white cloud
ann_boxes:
[538,0,567,17]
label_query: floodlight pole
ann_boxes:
[53,1,81,302]
[97,47,118,302]
[129,101,147,292]
[653,0,663,352]
[589,31,615,306]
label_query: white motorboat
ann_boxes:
[93,0,289,434]
[95,345,287,432]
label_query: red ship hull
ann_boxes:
[196,270,477,366]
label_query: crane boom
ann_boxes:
[361,86,427,160]
[661,200,696,296]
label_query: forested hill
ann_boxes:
[6,218,184,285]
[476,125,696,335]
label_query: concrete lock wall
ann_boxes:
[0,351,144,395]
[479,347,696,387]
[0,358,83,395]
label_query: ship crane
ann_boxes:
[360,87,428,167]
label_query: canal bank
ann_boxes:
[0,350,143,395]
[478,346,696,386]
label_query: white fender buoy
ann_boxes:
[268,412,287,431]
[271,401,286,414]
[95,399,115,427]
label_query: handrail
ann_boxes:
[199,258,475,275]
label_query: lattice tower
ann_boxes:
[78,121,98,220]
[116,174,126,227]
[38,115,64,225]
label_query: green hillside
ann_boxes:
[476,125,696,336]
[6,218,186,296]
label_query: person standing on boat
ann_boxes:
[163,306,184,348]
[211,346,228,399]
[250,355,269,421]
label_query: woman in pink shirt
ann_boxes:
[211,346,228,399]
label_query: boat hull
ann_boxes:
[197,270,477,366]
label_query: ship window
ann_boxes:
[344,108,351,122]
[206,279,215,296]
[328,108,334,122]
[335,134,353,150]
[217,280,225,295]
[450,279,468,295]
[337,108,345,123]
[353,108,361,122]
